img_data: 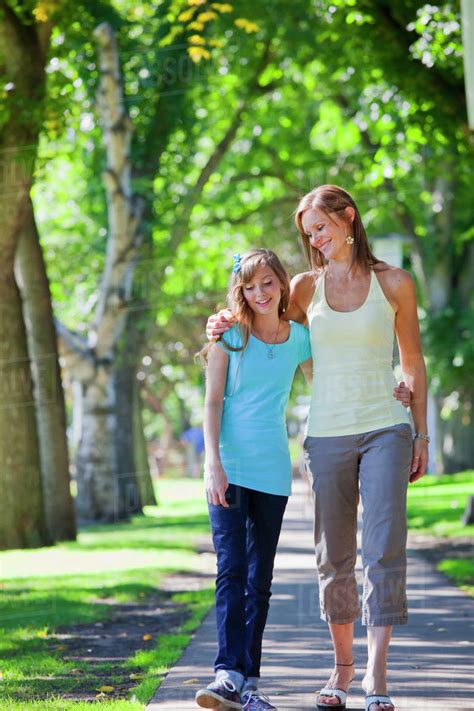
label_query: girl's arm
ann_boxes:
[204,344,230,507]
[393,271,429,482]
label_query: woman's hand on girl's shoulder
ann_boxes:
[206,309,235,342]
[205,462,229,507]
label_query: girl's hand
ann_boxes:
[205,462,229,506]
[206,309,234,342]
[393,380,411,408]
[409,437,428,483]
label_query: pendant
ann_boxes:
[267,351,274,359]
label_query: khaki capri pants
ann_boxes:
[304,423,413,626]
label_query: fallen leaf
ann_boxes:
[98,685,114,693]
[183,678,199,684]
[129,673,143,680]
[142,633,153,641]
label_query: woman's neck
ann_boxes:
[326,257,367,280]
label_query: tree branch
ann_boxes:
[55,319,96,382]
[211,196,296,225]
[364,1,466,123]
[333,92,429,294]
[162,38,279,260]
[252,146,304,194]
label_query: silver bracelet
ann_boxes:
[414,432,430,443]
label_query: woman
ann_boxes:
[207,185,428,711]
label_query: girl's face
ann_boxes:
[301,207,351,261]
[241,264,282,316]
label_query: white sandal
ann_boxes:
[316,687,348,709]
[365,694,394,710]
[316,661,353,710]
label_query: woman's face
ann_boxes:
[241,264,282,316]
[301,207,351,261]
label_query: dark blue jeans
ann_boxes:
[208,484,288,678]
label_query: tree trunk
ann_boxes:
[0,3,52,548]
[15,196,76,541]
[438,390,474,474]
[462,496,474,526]
[113,296,157,511]
[57,24,144,521]
[0,272,49,549]
[114,359,142,515]
[134,381,156,506]
[75,367,126,521]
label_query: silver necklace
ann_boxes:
[253,321,281,359]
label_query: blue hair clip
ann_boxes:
[232,253,241,274]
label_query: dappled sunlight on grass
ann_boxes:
[0,547,201,581]
[407,471,474,537]
[0,479,212,708]
[0,478,209,581]
[0,702,143,711]
[438,559,474,597]
[407,471,474,598]
[0,568,164,631]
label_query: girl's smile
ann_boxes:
[243,265,282,315]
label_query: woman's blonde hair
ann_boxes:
[294,184,380,272]
[198,248,290,367]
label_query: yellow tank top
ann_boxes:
[305,269,411,437]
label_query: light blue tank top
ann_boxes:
[216,321,311,496]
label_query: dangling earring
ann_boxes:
[345,233,354,245]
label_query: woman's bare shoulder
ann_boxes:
[287,270,321,320]
[373,262,415,303]
[291,269,322,293]
[374,261,412,283]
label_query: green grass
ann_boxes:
[438,559,474,597]
[0,702,143,711]
[0,478,212,709]
[0,480,209,581]
[407,470,474,596]
[127,589,214,703]
[407,470,474,537]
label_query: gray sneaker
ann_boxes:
[242,689,277,710]
[195,678,243,709]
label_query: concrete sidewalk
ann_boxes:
[147,482,474,710]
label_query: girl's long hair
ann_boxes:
[198,248,290,367]
[294,184,380,272]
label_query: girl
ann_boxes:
[207,185,427,711]
[197,246,410,711]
